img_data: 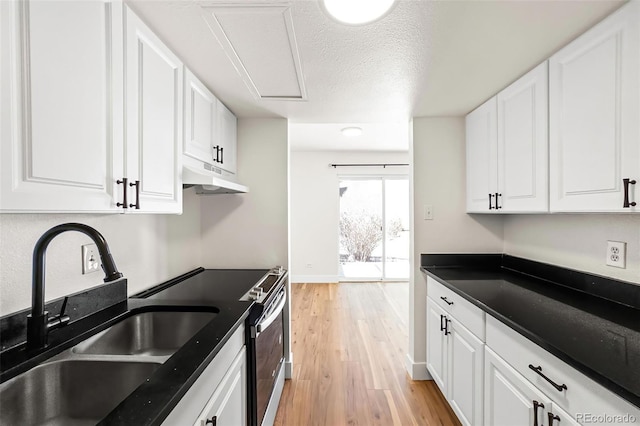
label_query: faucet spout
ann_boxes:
[27,223,123,351]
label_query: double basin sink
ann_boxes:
[0,310,217,425]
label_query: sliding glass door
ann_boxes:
[338,177,409,280]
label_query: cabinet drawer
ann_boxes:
[486,316,640,425]
[427,277,485,341]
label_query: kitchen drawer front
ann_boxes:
[162,324,245,426]
[486,316,640,425]
[428,277,485,341]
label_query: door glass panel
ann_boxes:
[339,179,383,279]
[384,179,410,279]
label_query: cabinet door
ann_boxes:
[426,297,448,393]
[485,347,552,426]
[497,62,549,213]
[184,68,217,164]
[549,1,639,212]
[216,100,237,175]
[0,0,123,212]
[466,97,498,213]
[196,347,247,426]
[125,6,182,213]
[448,318,484,426]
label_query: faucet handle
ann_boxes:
[47,297,70,330]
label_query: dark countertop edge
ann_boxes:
[420,267,640,409]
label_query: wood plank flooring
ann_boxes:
[274,282,460,426]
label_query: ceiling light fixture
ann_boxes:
[341,127,363,137]
[322,0,397,25]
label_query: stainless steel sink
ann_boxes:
[0,359,160,426]
[73,311,216,356]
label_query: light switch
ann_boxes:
[424,204,433,220]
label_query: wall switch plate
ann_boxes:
[606,241,626,269]
[424,204,433,220]
[82,243,100,274]
[305,263,312,269]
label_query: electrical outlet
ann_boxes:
[606,241,626,269]
[306,263,313,269]
[424,204,433,220]
[82,243,100,274]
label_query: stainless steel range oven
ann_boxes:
[241,267,288,426]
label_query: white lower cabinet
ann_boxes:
[449,317,484,426]
[425,278,640,426]
[485,346,552,426]
[485,347,584,426]
[426,298,447,391]
[195,346,247,426]
[162,325,247,426]
[426,296,484,426]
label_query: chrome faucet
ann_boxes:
[27,223,123,351]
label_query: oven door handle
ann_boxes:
[256,290,286,334]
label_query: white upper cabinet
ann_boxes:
[497,62,549,212]
[1,1,184,214]
[466,97,498,213]
[466,62,549,213]
[0,0,123,213]
[124,6,183,214]
[549,1,640,212]
[215,100,238,176]
[184,68,217,164]
[183,69,239,178]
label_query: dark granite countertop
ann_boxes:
[421,254,640,409]
[0,268,272,426]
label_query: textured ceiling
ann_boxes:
[126,0,624,150]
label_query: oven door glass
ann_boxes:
[255,310,284,425]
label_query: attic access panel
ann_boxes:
[201,3,307,101]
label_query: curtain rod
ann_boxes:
[329,163,409,168]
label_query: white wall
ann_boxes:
[504,214,640,284]
[289,150,410,283]
[409,117,504,378]
[0,188,202,316]
[200,118,289,269]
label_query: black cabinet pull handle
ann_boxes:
[129,180,140,209]
[489,193,494,210]
[495,192,502,209]
[444,318,451,335]
[440,314,446,332]
[440,296,454,306]
[533,400,544,426]
[220,147,224,164]
[212,145,220,163]
[548,413,560,426]
[205,416,217,425]
[529,365,567,392]
[116,178,128,209]
[623,178,636,208]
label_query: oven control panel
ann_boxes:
[239,266,285,303]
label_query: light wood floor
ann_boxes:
[274,282,460,426]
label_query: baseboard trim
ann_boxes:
[284,360,293,379]
[405,353,432,380]
[290,275,339,283]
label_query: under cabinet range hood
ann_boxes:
[182,161,249,194]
